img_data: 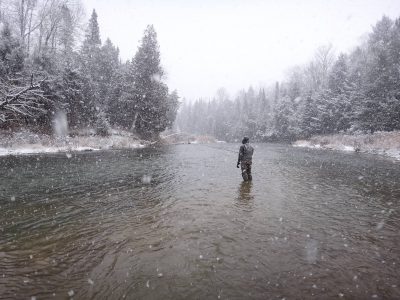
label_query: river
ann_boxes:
[0,144,399,299]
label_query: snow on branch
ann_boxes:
[0,74,51,123]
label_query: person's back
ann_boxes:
[239,143,254,162]
[237,137,254,181]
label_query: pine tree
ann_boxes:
[79,9,102,125]
[165,90,180,129]
[363,16,395,131]
[128,25,172,138]
[387,18,400,130]
[272,96,296,140]
[58,5,74,66]
[99,38,120,110]
[61,68,86,129]
[328,54,352,131]
[328,54,350,95]
[255,88,271,139]
[297,94,319,137]
[82,9,101,50]
[274,82,280,104]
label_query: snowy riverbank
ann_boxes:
[293,131,400,160]
[160,133,217,145]
[0,130,150,156]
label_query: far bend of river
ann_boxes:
[0,144,400,300]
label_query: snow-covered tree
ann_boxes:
[126,25,176,138]
[0,22,24,77]
[79,9,102,125]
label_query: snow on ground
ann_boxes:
[0,146,99,156]
[0,130,147,156]
[293,131,400,160]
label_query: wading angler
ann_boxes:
[237,137,254,181]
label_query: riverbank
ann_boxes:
[160,133,217,145]
[293,131,400,160]
[0,129,150,156]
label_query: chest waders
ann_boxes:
[240,144,253,181]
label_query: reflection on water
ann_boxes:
[237,181,254,204]
[0,144,400,299]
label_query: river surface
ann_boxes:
[0,144,399,299]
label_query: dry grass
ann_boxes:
[0,129,148,154]
[310,131,400,150]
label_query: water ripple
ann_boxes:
[0,145,400,299]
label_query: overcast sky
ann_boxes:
[83,0,400,100]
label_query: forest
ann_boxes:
[176,16,400,142]
[0,0,179,139]
[2,1,399,143]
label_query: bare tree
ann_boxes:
[8,0,38,52]
[5,0,83,57]
[0,74,50,123]
[305,44,336,92]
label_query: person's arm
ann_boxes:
[237,145,244,167]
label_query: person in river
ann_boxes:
[237,136,254,181]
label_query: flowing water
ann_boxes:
[0,144,399,299]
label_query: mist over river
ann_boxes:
[1,144,399,299]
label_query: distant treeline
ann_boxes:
[177,16,400,142]
[0,0,179,138]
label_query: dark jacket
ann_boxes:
[238,143,254,163]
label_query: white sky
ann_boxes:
[83,0,400,100]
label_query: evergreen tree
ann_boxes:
[358,16,400,132]
[255,88,271,139]
[128,25,173,138]
[272,96,296,140]
[328,54,350,95]
[60,68,86,129]
[79,9,102,125]
[274,82,280,104]
[166,90,180,129]
[327,54,352,131]
[0,3,181,134]
[82,9,101,50]
[58,5,75,66]
[99,38,120,110]
[107,62,127,128]
[297,94,318,137]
